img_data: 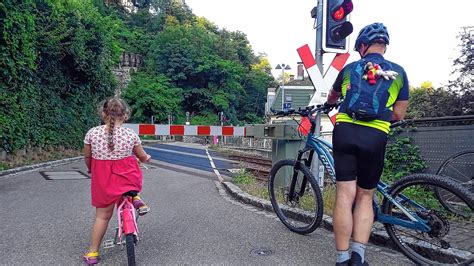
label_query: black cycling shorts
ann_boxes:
[332,122,388,190]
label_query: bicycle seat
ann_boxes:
[122,191,138,197]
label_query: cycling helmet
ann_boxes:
[354,23,390,51]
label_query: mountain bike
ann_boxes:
[103,191,140,266]
[435,149,474,215]
[268,104,474,265]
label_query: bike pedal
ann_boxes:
[102,239,115,249]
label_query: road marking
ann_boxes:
[206,148,224,182]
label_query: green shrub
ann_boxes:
[382,130,427,183]
[233,169,256,185]
[0,0,119,153]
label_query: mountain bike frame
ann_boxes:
[291,108,431,232]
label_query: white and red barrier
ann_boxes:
[123,124,246,137]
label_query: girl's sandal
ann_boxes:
[83,251,100,265]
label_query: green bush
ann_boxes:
[233,169,256,185]
[382,130,427,183]
[0,0,119,153]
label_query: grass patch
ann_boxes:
[322,183,337,216]
[1,148,82,171]
[232,168,269,200]
[233,169,256,185]
[0,162,11,171]
[232,169,337,216]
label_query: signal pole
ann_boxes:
[315,0,324,74]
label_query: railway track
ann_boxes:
[227,154,272,181]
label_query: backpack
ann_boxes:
[340,58,395,122]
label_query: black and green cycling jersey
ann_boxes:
[333,53,409,133]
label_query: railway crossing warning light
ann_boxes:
[322,0,354,53]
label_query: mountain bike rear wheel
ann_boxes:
[435,150,474,215]
[125,233,136,266]
[268,159,323,234]
[382,174,474,265]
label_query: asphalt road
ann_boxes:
[0,142,411,265]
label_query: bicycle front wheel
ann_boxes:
[268,159,323,234]
[436,150,474,215]
[125,233,136,266]
[382,174,473,265]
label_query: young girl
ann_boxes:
[82,96,151,265]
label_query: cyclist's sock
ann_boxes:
[351,242,366,262]
[336,249,350,263]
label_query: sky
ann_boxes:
[185,0,473,88]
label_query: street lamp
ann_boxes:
[275,63,291,110]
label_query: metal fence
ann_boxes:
[393,116,474,173]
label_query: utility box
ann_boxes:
[251,120,303,140]
[246,120,306,169]
[252,124,284,138]
[272,138,304,164]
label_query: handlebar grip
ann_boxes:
[390,120,407,128]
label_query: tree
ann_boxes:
[450,26,473,94]
[121,72,182,123]
[448,26,474,114]
[406,84,471,119]
[1,0,120,152]
[420,81,433,90]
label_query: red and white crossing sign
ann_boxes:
[296,44,349,134]
[123,124,247,137]
[297,44,349,107]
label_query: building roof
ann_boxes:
[286,78,314,87]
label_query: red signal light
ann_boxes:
[332,7,345,21]
[331,0,353,21]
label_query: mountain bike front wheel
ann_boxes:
[125,233,136,266]
[382,174,473,265]
[268,159,323,235]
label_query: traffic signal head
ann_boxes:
[322,0,354,53]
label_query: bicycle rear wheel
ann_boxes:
[125,233,136,266]
[268,159,323,234]
[436,150,474,215]
[382,174,473,265]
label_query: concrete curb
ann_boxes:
[220,181,471,263]
[0,156,83,178]
[221,182,339,233]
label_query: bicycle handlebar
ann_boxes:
[272,103,408,130]
[390,120,408,128]
[271,102,341,118]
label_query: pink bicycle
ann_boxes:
[103,191,140,266]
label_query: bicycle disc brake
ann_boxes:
[417,210,451,249]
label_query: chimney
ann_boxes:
[289,74,295,82]
[297,62,304,80]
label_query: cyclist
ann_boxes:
[82,96,151,264]
[324,23,409,265]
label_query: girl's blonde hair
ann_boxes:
[100,97,131,151]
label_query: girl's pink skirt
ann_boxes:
[90,156,143,208]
